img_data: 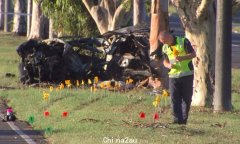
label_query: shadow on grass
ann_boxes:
[120,98,147,113]
[49,96,68,105]
[0,86,19,90]
[73,94,108,110]
[168,126,205,136]
[78,118,120,127]
[50,128,80,134]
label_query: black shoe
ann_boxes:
[178,121,187,125]
[171,120,187,125]
[171,120,179,124]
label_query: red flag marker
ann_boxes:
[139,112,146,119]
[153,113,159,120]
[62,111,68,117]
[44,111,50,117]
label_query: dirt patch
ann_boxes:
[0,86,18,90]
[73,94,108,110]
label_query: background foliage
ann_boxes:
[41,0,99,37]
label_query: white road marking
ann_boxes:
[0,112,36,144]
[232,44,240,47]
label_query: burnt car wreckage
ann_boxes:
[17,26,163,85]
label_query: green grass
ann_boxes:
[232,69,240,93]
[1,32,240,144]
[233,25,240,33]
[0,31,26,87]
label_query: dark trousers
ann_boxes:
[169,75,193,124]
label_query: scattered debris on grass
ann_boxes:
[210,122,227,128]
[122,120,169,129]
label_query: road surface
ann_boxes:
[0,99,47,144]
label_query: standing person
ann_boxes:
[158,32,196,124]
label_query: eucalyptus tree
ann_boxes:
[133,0,146,26]
[82,0,133,34]
[0,0,4,29]
[41,0,98,37]
[171,0,216,106]
[149,0,169,88]
[28,0,48,39]
[233,0,240,14]
[27,0,32,37]
[13,0,26,35]
[149,0,168,55]
[3,0,12,32]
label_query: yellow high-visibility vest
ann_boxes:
[162,37,193,78]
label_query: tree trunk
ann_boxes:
[149,0,169,88]
[0,0,4,29]
[149,0,168,54]
[133,0,146,26]
[49,18,56,39]
[160,0,169,30]
[82,0,133,34]
[214,0,232,111]
[27,0,32,37]
[28,0,47,39]
[233,0,240,14]
[13,0,26,35]
[4,0,10,32]
[172,0,216,106]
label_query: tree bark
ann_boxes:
[4,0,10,32]
[111,1,132,30]
[0,0,4,29]
[13,0,26,35]
[27,0,32,37]
[214,0,232,111]
[49,18,56,39]
[233,0,240,14]
[82,0,133,34]
[28,0,48,39]
[149,0,169,88]
[172,0,216,106]
[149,0,168,54]
[133,0,146,26]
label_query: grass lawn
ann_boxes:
[233,24,240,33]
[1,31,240,144]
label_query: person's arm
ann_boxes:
[163,55,174,69]
[175,52,196,62]
[175,39,196,62]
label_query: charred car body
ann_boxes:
[17,26,162,84]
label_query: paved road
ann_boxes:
[0,120,27,144]
[169,13,240,68]
[0,122,23,144]
[0,99,47,144]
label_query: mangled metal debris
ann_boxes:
[17,26,162,86]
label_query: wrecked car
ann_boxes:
[17,26,162,85]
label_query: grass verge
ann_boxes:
[0,32,240,144]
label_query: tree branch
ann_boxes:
[100,0,116,22]
[82,0,109,34]
[196,0,212,20]
[111,0,132,30]
[82,0,94,12]
[233,0,240,14]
